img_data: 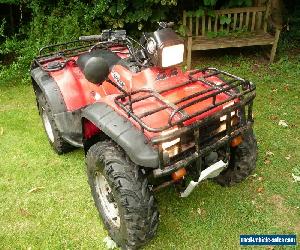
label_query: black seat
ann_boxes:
[77,49,121,84]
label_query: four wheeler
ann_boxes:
[31,22,257,249]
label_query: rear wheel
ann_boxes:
[86,140,159,249]
[37,92,74,154]
[215,129,257,186]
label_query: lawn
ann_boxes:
[0,48,299,249]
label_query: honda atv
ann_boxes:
[31,22,257,249]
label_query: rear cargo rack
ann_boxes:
[114,67,256,133]
[33,40,128,72]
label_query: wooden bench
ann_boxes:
[183,3,281,69]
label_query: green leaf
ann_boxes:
[195,9,204,18]
[206,31,217,39]
[0,18,6,38]
[109,5,116,16]
[116,0,126,15]
[225,17,231,24]
[0,0,20,3]
[186,11,194,17]
[177,25,185,36]
[220,15,231,25]
[220,15,226,25]
[207,10,215,17]
[203,0,217,6]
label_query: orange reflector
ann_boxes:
[171,168,186,181]
[231,135,243,147]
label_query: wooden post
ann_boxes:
[251,12,257,31]
[239,13,244,29]
[208,16,212,32]
[187,36,192,70]
[227,14,231,31]
[233,13,237,30]
[257,12,262,30]
[245,12,250,30]
[264,0,271,32]
[189,17,193,35]
[270,28,281,63]
[214,15,218,32]
[202,16,206,36]
[196,17,199,36]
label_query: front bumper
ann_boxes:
[152,121,253,178]
[151,92,255,178]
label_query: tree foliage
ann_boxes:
[0,0,256,81]
[0,0,20,3]
[1,0,257,42]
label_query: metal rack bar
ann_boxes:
[114,68,255,133]
[35,39,128,73]
[138,79,238,119]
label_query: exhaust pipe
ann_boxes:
[181,160,228,197]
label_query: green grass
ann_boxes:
[0,49,299,250]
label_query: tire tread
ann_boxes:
[215,129,258,186]
[86,140,159,249]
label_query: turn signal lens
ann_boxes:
[171,168,186,181]
[231,135,243,147]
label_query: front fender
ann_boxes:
[82,102,159,168]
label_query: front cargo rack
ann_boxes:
[114,67,256,134]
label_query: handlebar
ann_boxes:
[79,35,103,41]
[79,30,127,42]
[158,22,174,29]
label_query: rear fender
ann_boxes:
[81,102,159,168]
[31,66,82,147]
[31,67,67,114]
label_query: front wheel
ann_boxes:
[86,140,159,249]
[215,129,258,186]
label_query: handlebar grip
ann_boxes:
[158,22,174,29]
[166,22,174,27]
[79,35,103,41]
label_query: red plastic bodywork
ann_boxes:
[47,49,233,140]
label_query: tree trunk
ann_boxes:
[270,0,285,28]
[9,5,15,34]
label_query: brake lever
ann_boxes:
[88,41,111,52]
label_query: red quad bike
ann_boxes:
[31,22,257,249]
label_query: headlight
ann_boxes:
[146,37,157,54]
[161,44,184,68]
[146,28,184,68]
[162,138,180,150]
[220,101,235,121]
[218,101,239,133]
[161,127,180,150]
